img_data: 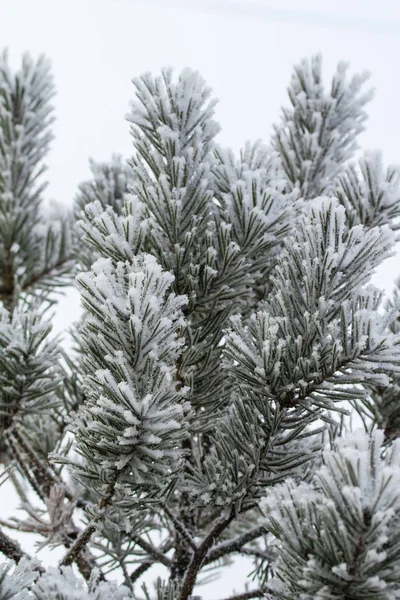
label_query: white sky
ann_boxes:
[1,0,400,597]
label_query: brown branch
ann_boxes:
[129,561,152,584]
[161,502,197,551]
[12,428,57,496]
[4,430,45,502]
[204,525,266,565]
[60,478,116,568]
[0,527,39,569]
[60,523,97,568]
[179,509,235,600]
[129,536,174,583]
[21,255,74,295]
[218,585,277,600]
[131,535,172,568]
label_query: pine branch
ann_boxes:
[131,535,172,569]
[161,501,197,550]
[129,561,152,584]
[0,527,31,565]
[11,427,57,496]
[5,430,45,502]
[240,547,274,561]
[60,478,116,568]
[128,536,174,583]
[218,586,277,600]
[179,509,235,600]
[21,254,74,296]
[60,523,97,568]
[205,525,266,565]
[1,454,31,505]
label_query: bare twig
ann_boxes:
[60,523,97,568]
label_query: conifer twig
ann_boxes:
[129,561,153,584]
[179,509,236,600]
[0,527,38,567]
[204,525,266,565]
[218,586,277,600]
[161,501,197,550]
[131,535,172,568]
[60,478,116,568]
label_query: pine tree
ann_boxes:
[1,51,400,600]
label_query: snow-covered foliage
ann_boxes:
[273,54,372,198]
[1,52,400,600]
[0,559,134,599]
[72,254,189,500]
[0,305,61,429]
[334,150,400,233]
[74,156,134,270]
[0,51,74,308]
[261,430,400,599]
[0,558,38,599]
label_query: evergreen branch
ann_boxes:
[60,479,116,568]
[21,254,74,296]
[60,522,97,568]
[0,527,32,565]
[218,586,277,600]
[2,455,31,505]
[179,509,235,600]
[161,501,197,550]
[131,535,172,568]
[129,561,153,584]
[204,525,266,565]
[11,427,57,496]
[128,536,175,583]
[4,430,45,502]
[240,546,273,561]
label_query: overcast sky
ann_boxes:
[1,0,400,597]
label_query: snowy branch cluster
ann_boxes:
[1,50,400,599]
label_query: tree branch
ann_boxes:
[218,585,277,600]
[129,561,153,584]
[4,430,45,502]
[21,255,74,296]
[11,427,57,496]
[129,536,174,583]
[179,509,235,600]
[161,501,197,551]
[205,525,266,565]
[60,478,116,568]
[131,535,172,568]
[0,527,35,567]
[240,546,274,562]
[60,523,97,568]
